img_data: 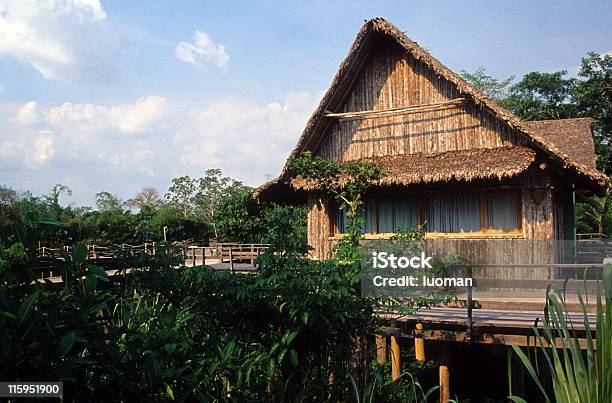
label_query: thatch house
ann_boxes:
[256,18,609,268]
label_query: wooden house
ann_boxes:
[256,18,609,270]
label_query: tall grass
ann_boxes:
[510,264,612,402]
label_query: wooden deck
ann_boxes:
[379,305,597,348]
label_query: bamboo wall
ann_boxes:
[315,45,527,162]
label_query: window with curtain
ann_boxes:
[486,193,519,231]
[426,194,481,233]
[336,202,372,234]
[377,197,419,233]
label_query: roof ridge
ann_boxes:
[525,117,593,123]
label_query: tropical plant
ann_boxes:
[510,265,612,402]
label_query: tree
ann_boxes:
[127,187,162,211]
[574,52,612,173]
[95,192,124,212]
[165,176,195,217]
[194,169,245,238]
[503,71,577,120]
[214,187,262,243]
[460,67,513,102]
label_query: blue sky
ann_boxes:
[1,0,611,206]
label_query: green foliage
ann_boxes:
[288,151,384,262]
[0,204,381,401]
[461,52,612,174]
[460,67,514,102]
[510,265,612,402]
[576,195,612,235]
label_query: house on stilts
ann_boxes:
[256,18,610,400]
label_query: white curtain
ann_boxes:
[378,198,418,232]
[336,202,372,233]
[487,194,518,230]
[427,194,480,232]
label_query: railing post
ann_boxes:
[375,335,387,364]
[229,247,234,273]
[467,266,473,344]
[391,334,401,381]
[439,343,451,403]
[415,323,425,361]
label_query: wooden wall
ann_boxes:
[306,175,559,282]
[307,192,333,260]
[315,45,527,161]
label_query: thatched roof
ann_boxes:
[256,18,609,200]
[291,146,536,191]
[525,118,597,169]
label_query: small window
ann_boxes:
[486,193,519,231]
[426,194,481,233]
[378,198,419,233]
[336,202,372,234]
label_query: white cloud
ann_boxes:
[0,130,54,168]
[173,91,321,183]
[0,91,320,205]
[175,31,229,71]
[0,0,120,82]
[14,100,40,125]
[44,95,170,134]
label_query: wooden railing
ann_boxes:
[35,241,269,277]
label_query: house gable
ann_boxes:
[255,18,608,200]
[314,41,526,161]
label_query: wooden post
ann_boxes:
[391,335,401,381]
[415,323,425,361]
[439,343,451,403]
[229,248,234,273]
[375,335,387,364]
[202,247,205,266]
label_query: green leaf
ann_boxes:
[17,291,39,324]
[165,384,175,400]
[289,350,298,367]
[285,330,299,346]
[87,265,108,281]
[58,331,76,356]
[0,311,17,321]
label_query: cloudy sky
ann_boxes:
[1,0,611,206]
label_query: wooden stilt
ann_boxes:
[415,323,425,362]
[391,335,401,381]
[375,335,387,364]
[439,343,451,403]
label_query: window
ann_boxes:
[426,194,481,233]
[378,197,419,233]
[333,190,521,235]
[486,193,520,231]
[335,202,372,234]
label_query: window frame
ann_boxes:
[332,188,523,237]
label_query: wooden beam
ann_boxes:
[324,98,467,121]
